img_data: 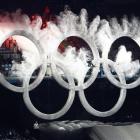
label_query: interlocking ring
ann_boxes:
[52,53,127,117]
[79,59,127,117]
[23,60,75,120]
[0,30,47,93]
[51,36,100,91]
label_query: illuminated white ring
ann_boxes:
[78,59,127,117]
[0,30,47,93]
[102,37,140,89]
[23,61,75,120]
[51,36,100,91]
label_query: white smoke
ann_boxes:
[0,8,140,82]
[96,16,140,78]
[55,46,92,83]
[0,10,47,79]
[11,35,41,79]
[39,9,100,83]
[116,45,140,78]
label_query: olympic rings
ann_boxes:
[102,37,140,89]
[23,60,75,120]
[78,59,127,117]
[0,30,47,93]
[51,36,100,91]
[1,31,140,120]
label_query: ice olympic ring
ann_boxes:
[78,59,127,117]
[23,60,75,120]
[0,30,47,93]
[51,36,100,91]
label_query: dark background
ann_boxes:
[1,0,140,18]
[0,0,140,131]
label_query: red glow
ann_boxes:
[4,37,17,49]
[41,22,47,29]
[44,6,50,14]
[30,14,38,21]
[30,6,56,30]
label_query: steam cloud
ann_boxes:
[0,8,140,84]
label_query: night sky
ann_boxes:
[0,0,140,18]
